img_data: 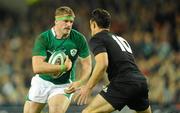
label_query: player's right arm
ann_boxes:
[32,34,71,75]
[32,55,71,75]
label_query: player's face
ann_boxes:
[55,19,74,36]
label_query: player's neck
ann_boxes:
[93,28,109,36]
[53,27,64,39]
[98,28,109,32]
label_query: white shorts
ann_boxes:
[28,75,73,103]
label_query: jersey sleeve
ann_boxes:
[32,35,47,57]
[89,36,107,56]
[77,35,90,58]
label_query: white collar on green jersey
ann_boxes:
[51,28,56,37]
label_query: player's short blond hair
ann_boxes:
[55,6,75,18]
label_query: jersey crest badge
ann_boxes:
[70,49,77,57]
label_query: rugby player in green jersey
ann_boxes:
[23,6,92,113]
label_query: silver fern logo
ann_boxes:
[70,49,77,57]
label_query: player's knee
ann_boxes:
[82,108,92,113]
[82,109,88,113]
[49,108,66,113]
[23,101,30,113]
[50,110,65,113]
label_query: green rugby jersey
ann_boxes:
[32,28,90,84]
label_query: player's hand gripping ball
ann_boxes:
[48,50,66,78]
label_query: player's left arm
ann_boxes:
[64,55,92,93]
[86,52,108,90]
[73,52,108,105]
[78,55,92,84]
[78,35,92,84]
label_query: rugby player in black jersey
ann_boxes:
[65,8,152,113]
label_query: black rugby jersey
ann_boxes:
[89,30,146,82]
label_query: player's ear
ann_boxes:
[91,21,96,28]
[55,20,58,25]
[93,22,96,28]
[93,21,98,28]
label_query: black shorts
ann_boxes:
[100,80,150,111]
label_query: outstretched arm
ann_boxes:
[74,52,108,105]
[78,55,92,84]
[86,53,108,89]
[64,55,92,93]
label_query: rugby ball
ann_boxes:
[48,50,66,78]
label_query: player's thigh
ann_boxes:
[82,94,115,113]
[48,94,71,113]
[136,106,152,113]
[23,100,45,113]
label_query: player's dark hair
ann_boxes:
[91,8,111,28]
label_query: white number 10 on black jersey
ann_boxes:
[112,35,133,54]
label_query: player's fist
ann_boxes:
[64,55,72,71]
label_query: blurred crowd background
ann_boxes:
[0,0,179,113]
